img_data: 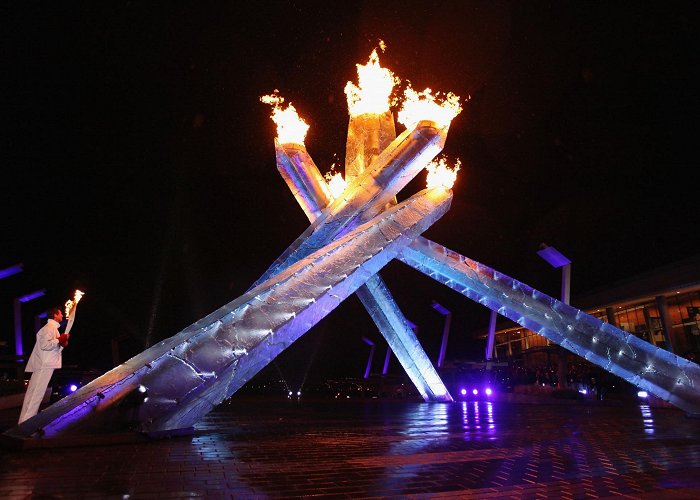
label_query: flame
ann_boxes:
[344,47,399,117]
[426,157,460,190]
[324,165,347,200]
[397,87,462,130]
[65,289,85,319]
[261,91,310,144]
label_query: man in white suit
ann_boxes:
[18,307,70,424]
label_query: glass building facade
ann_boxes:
[489,256,700,367]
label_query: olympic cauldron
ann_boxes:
[6,49,699,441]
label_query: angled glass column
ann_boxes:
[254,120,448,286]
[5,188,451,439]
[273,140,451,401]
[399,236,700,415]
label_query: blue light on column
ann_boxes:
[18,289,46,303]
[431,301,451,368]
[537,243,571,305]
[0,264,23,280]
[14,289,46,356]
[536,245,571,268]
[362,337,375,379]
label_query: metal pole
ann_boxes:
[382,346,391,375]
[362,337,375,379]
[561,263,571,305]
[13,289,47,357]
[13,299,23,357]
[486,309,497,360]
[34,311,47,334]
[438,312,451,368]
[431,302,452,368]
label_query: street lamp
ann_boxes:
[0,263,23,280]
[431,301,451,368]
[536,243,571,388]
[536,244,571,305]
[361,337,375,379]
[485,309,497,361]
[13,289,46,357]
[34,311,48,333]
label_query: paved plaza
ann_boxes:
[1,395,699,499]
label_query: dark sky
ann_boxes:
[2,2,698,386]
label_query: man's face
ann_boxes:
[54,310,64,323]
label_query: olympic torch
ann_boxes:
[64,289,84,336]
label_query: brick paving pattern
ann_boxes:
[1,397,699,498]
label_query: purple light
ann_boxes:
[0,264,23,280]
[18,289,46,303]
[460,388,467,396]
[431,301,450,315]
[69,384,78,392]
[536,245,571,268]
[485,388,493,396]
[472,388,478,396]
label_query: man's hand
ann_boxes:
[58,333,70,348]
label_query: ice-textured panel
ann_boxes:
[272,138,452,402]
[399,236,700,415]
[6,188,451,438]
[275,140,331,220]
[356,278,451,401]
[253,120,448,288]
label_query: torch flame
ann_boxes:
[345,47,399,117]
[261,91,310,145]
[324,165,347,200]
[65,289,85,319]
[397,87,462,130]
[426,157,460,190]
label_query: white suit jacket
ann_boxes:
[25,319,63,371]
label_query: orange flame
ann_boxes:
[344,46,399,117]
[397,86,462,130]
[261,91,310,144]
[426,157,460,190]
[64,289,85,319]
[324,165,347,200]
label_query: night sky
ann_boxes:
[2,2,697,387]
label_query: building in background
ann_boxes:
[486,254,700,369]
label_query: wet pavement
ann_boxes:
[1,395,699,499]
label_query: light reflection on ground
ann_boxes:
[1,397,699,498]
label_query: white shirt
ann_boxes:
[25,318,63,371]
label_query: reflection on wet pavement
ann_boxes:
[1,397,699,498]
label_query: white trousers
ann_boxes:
[18,367,54,424]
